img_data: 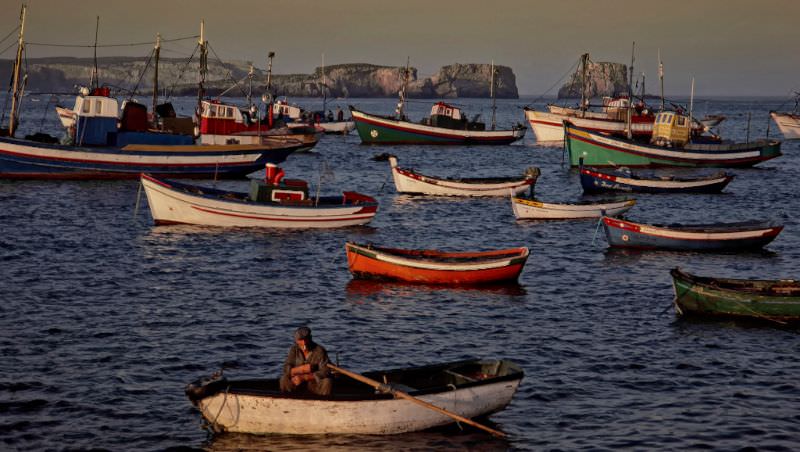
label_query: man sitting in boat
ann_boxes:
[279,326,332,396]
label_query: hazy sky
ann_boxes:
[2,0,798,96]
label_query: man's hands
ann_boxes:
[290,364,316,385]
[290,364,313,376]
[290,373,316,385]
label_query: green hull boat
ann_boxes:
[671,267,800,324]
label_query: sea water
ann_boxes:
[1,94,799,450]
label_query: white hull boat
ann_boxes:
[185,359,523,435]
[523,108,655,144]
[141,173,378,228]
[770,112,800,140]
[388,156,539,197]
[511,196,635,220]
[319,120,355,134]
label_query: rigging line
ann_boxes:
[26,34,200,48]
[207,43,248,98]
[127,48,155,100]
[159,47,195,57]
[166,43,199,100]
[0,25,19,49]
[216,73,251,98]
[0,40,17,57]
[522,57,581,108]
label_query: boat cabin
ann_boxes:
[272,100,302,120]
[651,111,690,147]
[427,101,485,131]
[71,88,119,146]
[200,100,256,135]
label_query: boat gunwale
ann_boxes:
[191,358,524,403]
[394,166,536,187]
[346,242,529,265]
[671,267,800,296]
[579,166,734,185]
[603,217,783,235]
[511,196,636,210]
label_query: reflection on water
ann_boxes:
[345,279,528,300]
[204,422,512,452]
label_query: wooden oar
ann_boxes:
[326,363,506,438]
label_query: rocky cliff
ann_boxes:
[0,58,519,99]
[558,61,629,99]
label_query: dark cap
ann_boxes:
[294,326,312,341]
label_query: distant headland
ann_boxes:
[0,58,520,99]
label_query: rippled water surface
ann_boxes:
[1,96,800,450]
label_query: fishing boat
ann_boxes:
[185,358,523,435]
[271,57,355,134]
[0,14,301,179]
[345,242,529,285]
[579,164,735,194]
[770,112,800,140]
[602,217,783,251]
[671,267,800,324]
[351,103,526,145]
[511,196,635,220]
[141,167,378,228]
[199,99,321,152]
[565,112,781,168]
[351,60,525,145]
[523,53,700,143]
[272,100,353,135]
[388,155,539,197]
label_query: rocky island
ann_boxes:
[0,58,519,99]
[557,61,629,99]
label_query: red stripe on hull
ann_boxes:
[190,205,376,223]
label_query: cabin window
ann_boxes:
[82,100,90,114]
[226,107,234,118]
[96,100,102,114]
[677,117,686,126]
[445,108,452,116]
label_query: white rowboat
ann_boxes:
[185,358,523,435]
[389,156,539,197]
[511,196,635,220]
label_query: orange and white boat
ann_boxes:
[345,242,529,285]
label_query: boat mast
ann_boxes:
[266,51,274,96]
[688,77,695,143]
[658,49,665,111]
[197,20,207,121]
[152,33,160,123]
[8,4,26,138]
[321,53,327,115]
[247,62,254,111]
[579,53,589,118]
[490,60,497,130]
[395,57,410,120]
[90,16,100,90]
[640,72,645,104]
[625,42,635,139]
